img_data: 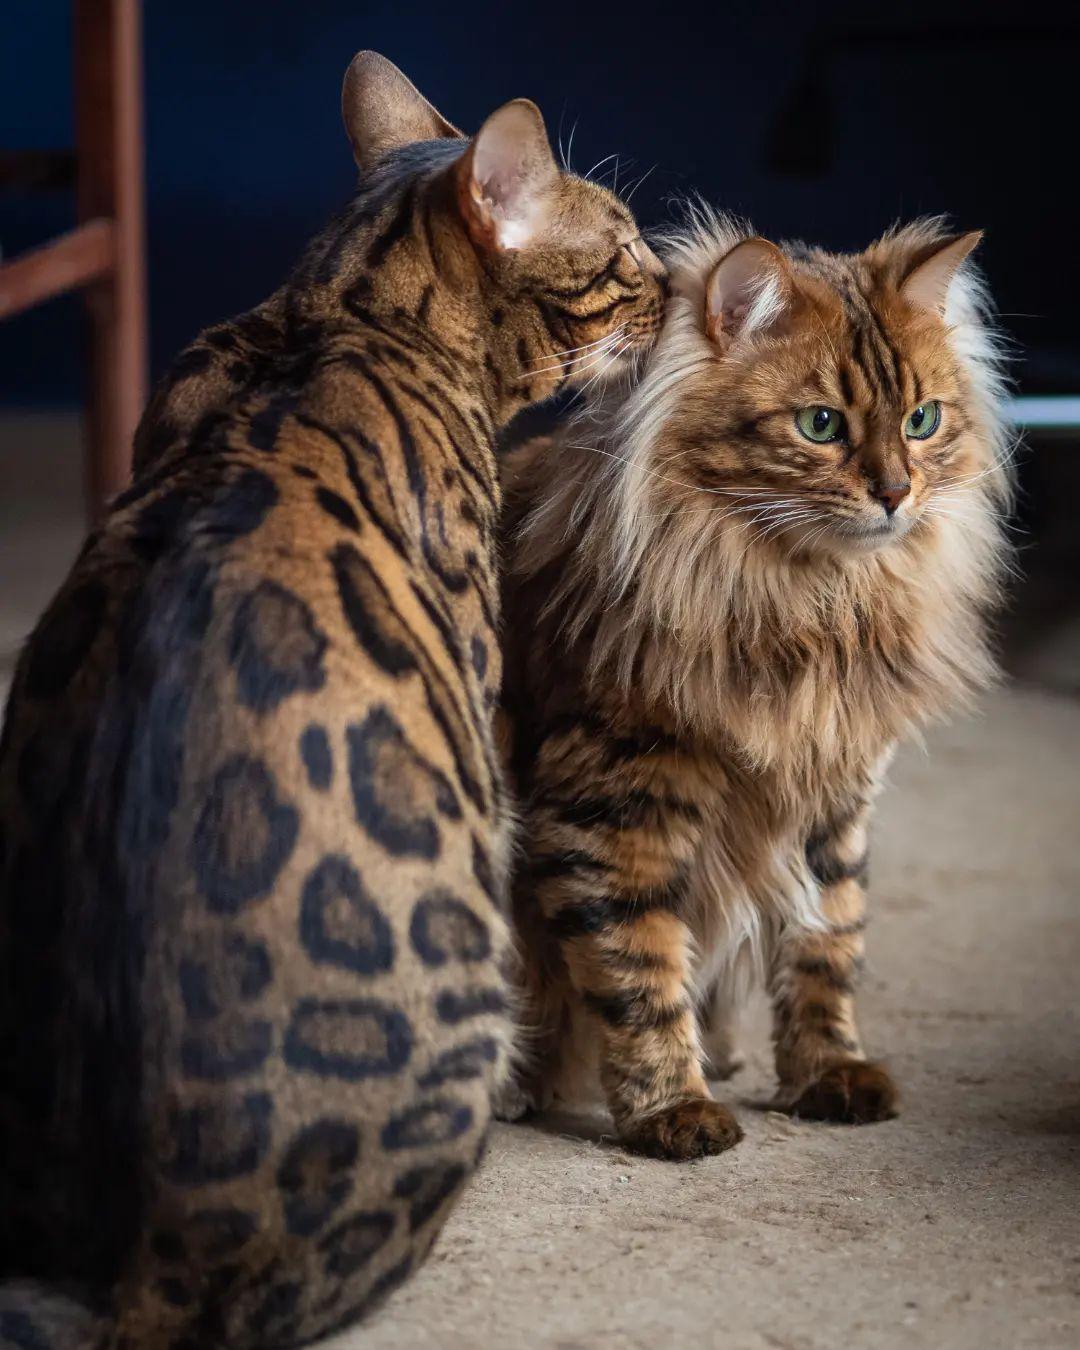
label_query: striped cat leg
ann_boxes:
[540,843,743,1161]
[770,807,899,1123]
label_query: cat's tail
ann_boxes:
[0,1282,112,1350]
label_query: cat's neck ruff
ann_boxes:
[514,207,1013,783]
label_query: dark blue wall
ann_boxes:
[2,1,1077,404]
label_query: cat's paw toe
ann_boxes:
[790,1060,899,1124]
[491,1075,539,1123]
[624,1097,744,1161]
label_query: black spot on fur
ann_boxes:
[108,560,217,863]
[277,1119,360,1237]
[130,487,193,562]
[178,933,272,1021]
[249,1281,303,1338]
[332,540,487,813]
[133,412,180,470]
[435,989,508,1024]
[204,326,240,352]
[151,1208,256,1264]
[471,835,499,906]
[23,579,107,699]
[417,1037,498,1089]
[300,854,394,978]
[319,1210,395,1279]
[316,486,361,532]
[202,468,278,536]
[410,891,491,968]
[166,1092,273,1185]
[246,397,294,453]
[317,1252,414,1338]
[284,998,413,1080]
[347,706,460,860]
[293,464,318,480]
[180,1018,273,1080]
[366,182,416,268]
[299,723,333,790]
[192,756,299,913]
[332,543,418,677]
[381,1098,474,1151]
[229,580,328,713]
[393,1162,468,1232]
[470,635,488,682]
[171,346,215,380]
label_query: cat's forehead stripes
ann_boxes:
[789,251,918,412]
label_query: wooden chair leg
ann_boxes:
[76,0,147,519]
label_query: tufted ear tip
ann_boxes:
[901,230,983,316]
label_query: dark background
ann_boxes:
[1,0,1077,406]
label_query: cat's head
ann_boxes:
[339,53,667,409]
[612,211,1009,561]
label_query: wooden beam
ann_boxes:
[77,0,148,516]
[0,219,115,319]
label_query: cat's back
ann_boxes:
[0,275,510,1346]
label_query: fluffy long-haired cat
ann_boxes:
[501,207,1012,1160]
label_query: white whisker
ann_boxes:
[582,153,618,184]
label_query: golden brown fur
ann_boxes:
[500,207,1012,1159]
[0,54,664,1346]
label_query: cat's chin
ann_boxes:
[792,513,916,559]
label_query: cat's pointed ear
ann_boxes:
[457,99,560,252]
[704,238,794,347]
[901,231,982,316]
[342,51,462,170]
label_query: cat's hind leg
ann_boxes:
[769,803,899,1124]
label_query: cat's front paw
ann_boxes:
[623,1097,744,1161]
[789,1060,899,1124]
[491,1072,545,1123]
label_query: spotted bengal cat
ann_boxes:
[501,208,1011,1160]
[0,52,665,1346]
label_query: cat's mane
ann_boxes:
[510,204,1015,789]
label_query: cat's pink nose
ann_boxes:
[871,478,911,515]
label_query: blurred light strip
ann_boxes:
[1005,396,1080,430]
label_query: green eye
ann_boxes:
[904,400,941,439]
[795,407,845,443]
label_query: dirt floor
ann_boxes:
[2,415,1078,1349]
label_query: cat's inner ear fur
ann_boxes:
[342,51,462,170]
[704,238,794,347]
[900,230,983,316]
[456,100,560,253]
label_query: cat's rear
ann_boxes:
[0,52,665,1348]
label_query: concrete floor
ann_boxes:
[329,684,1080,1350]
[2,413,1078,1349]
